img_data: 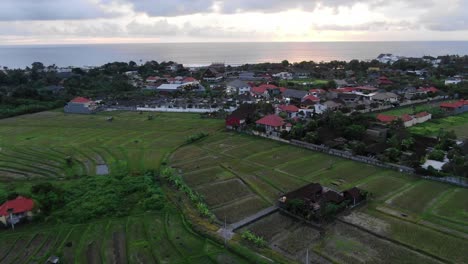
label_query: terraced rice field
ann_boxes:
[171,132,468,263]
[0,111,252,263]
[0,111,223,181]
[0,210,247,264]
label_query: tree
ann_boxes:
[429,149,445,161]
[401,137,415,151]
[385,147,401,162]
[281,60,290,67]
[304,132,318,144]
[344,124,366,140]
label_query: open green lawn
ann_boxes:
[410,112,468,139]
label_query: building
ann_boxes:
[225,104,256,129]
[227,79,251,95]
[255,114,288,132]
[0,196,35,227]
[202,68,223,82]
[278,183,366,217]
[376,54,401,64]
[371,92,399,104]
[273,72,293,80]
[376,112,432,127]
[440,100,468,114]
[64,97,98,114]
[444,77,462,86]
[282,89,309,103]
[276,104,300,118]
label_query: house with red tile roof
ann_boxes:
[276,104,300,118]
[440,99,468,114]
[250,84,283,98]
[64,97,98,114]
[376,114,398,124]
[376,112,431,127]
[417,87,439,94]
[414,111,432,124]
[0,196,35,226]
[256,114,289,132]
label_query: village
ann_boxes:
[59,54,468,181]
[0,54,467,264]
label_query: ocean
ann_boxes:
[1,41,468,69]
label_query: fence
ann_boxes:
[422,176,468,187]
[249,133,468,187]
[289,139,415,174]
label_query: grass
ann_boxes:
[357,172,415,201]
[1,109,467,263]
[195,179,253,208]
[172,130,468,262]
[431,188,468,225]
[409,112,468,139]
[388,181,453,215]
[316,222,441,264]
[0,111,257,263]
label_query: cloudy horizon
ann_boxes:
[1,0,467,45]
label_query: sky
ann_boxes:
[0,0,467,45]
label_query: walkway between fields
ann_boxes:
[218,206,278,240]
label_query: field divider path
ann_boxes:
[228,206,279,231]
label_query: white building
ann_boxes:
[273,72,293,80]
[445,77,462,86]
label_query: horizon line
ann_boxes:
[1,40,468,47]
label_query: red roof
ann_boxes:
[418,87,439,93]
[355,86,378,91]
[309,88,326,94]
[401,114,413,122]
[335,87,357,93]
[415,111,430,118]
[183,77,198,83]
[146,76,159,81]
[303,95,320,102]
[71,97,91,103]
[278,105,299,113]
[0,196,35,216]
[256,115,285,127]
[440,99,468,109]
[376,114,398,123]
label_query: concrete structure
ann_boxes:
[64,97,98,114]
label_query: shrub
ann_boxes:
[185,132,209,144]
[161,167,215,220]
[428,149,445,161]
[241,230,267,248]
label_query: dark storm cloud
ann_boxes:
[0,0,118,21]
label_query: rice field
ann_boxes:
[0,210,246,264]
[0,111,253,264]
[171,131,468,263]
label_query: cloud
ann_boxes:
[418,0,468,31]
[0,0,121,21]
[313,21,418,31]
[126,20,179,35]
